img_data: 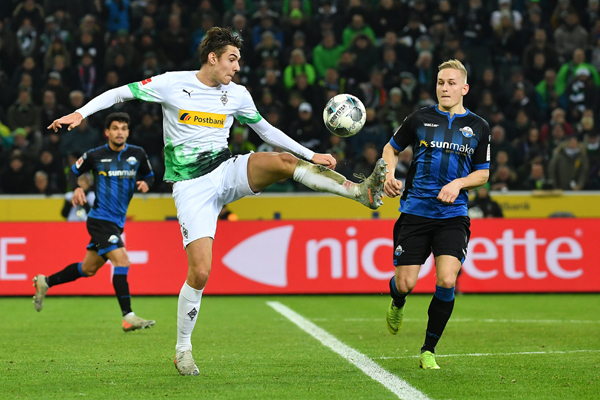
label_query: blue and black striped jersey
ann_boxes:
[71,144,154,227]
[389,105,490,219]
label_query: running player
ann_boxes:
[47,27,387,375]
[34,112,156,332]
[382,60,490,369]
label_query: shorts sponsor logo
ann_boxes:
[394,245,404,256]
[108,235,119,244]
[178,110,226,128]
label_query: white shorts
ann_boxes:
[172,153,258,247]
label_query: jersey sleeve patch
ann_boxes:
[75,157,84,169]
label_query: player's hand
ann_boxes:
[72,187,87,207]
[48,112,83,132]
[437,180,462,204]
[311,153,337,170]
[384,174,402,198]
[136,180,150,193]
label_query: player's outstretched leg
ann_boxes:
[32,275,49,312]
[293,158,387,209]
[33,262,88,311]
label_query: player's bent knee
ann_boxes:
[437,277,457,288]
[277,152,299,170]
[395,277,416,293]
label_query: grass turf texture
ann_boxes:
[1,294,598,399]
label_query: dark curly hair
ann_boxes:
[199,27,243,65]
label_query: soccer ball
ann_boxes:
[323,94,367,137]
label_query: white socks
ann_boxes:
[176,281,203,353]
[293,160,357,199]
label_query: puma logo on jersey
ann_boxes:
[423,123,439,127]
[178,110,226,128]
[182,89,193,97]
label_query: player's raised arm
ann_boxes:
[47,75,168,132]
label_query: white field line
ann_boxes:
[317,318,600,324]
[267,301,431,400]
[377,349,600,360]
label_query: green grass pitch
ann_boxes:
[1,294,598,399]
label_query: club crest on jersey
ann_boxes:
[126,156,137,165]
[220,91,228,105]
[178,110,226,128]
[460,126,474,138]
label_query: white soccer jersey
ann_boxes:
[127,71,261,181]
[76,70,315,182]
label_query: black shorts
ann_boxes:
[393,213,470,266]
[86,217,124,257]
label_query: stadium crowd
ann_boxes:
[1,0,600,195]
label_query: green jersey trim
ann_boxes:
[164,137,232,181]
[127,82,158,102]
[235,112,262,125]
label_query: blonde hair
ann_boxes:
[438,59,468,84]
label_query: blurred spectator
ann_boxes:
[287,102,324,151]
[105,29,134,71]
[457,0,491,50]
[160,14,190,68]
[50,54,78,92]
[32,170,56,195]
[565,67,599,122]
[513,126,546,168]
[414,50,436,93]
[535,69,559,120]
[282,11,312,51]
[490,150,512,177]
[40,90,67,136]
[548,136,589,190]
[62,173,95,221]
[358,69,386,111]
[583,130,600,181]
[254,30,282,69]
[522,29,560,77]
[468,67,505,111]
[105,0,131,34]
[252,15,283,50]
[13,0,45,34]
[76,51,98,98]
[313,31,344,79]
[191,0,221,31]
[394,147,413,185]
[349,108,387,158]
[554,11,588,62]
[491,0,523,31]
[59,118,101,158]
[490,125,514,163]
[7,89,41,138]
[42,71,70,107]
[352,144,380,181]
[223,0,249,27]
[283,49,316,90]
[342,12,376,49]
[468,183,503,218]
[556,48,600,97]
[40,16,70,56]
[397,72,418,108]
[378,87,410,135]
[540,107,573,142]
[374,0,406,38]
[0,153,34,194]
[504,87,536,126]
[228,126,256,156]
[348,33,378,83]
[490,165,518,191]
[35,147,65,192]
[519,162,552,190]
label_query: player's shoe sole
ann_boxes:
[122,314,155,332]
[174,350,199,376]
[356,158,387,209]
[419,351,440,369]
[32,274,49,312]
[386,299,404,334]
